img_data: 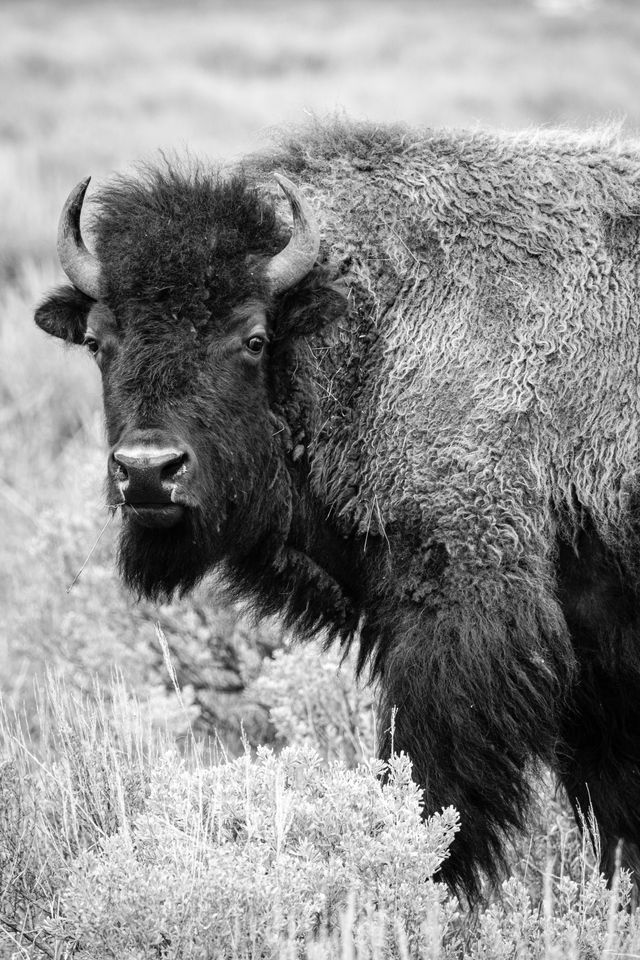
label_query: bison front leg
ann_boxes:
[365,576,574,902]
[556,521,640,898]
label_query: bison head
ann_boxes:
[35,165,344,599]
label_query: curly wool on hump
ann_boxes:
[250,118,640,554]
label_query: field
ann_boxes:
[3,0,640,956]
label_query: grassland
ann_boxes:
[3,0,640,956]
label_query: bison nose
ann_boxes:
[109,445,192,504]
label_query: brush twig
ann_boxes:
[66,507,119,593]
[0,913,56,960]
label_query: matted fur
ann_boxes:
[36,119,640,900]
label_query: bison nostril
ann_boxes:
[109,453,128,482]
[114,462,128,480]
[160,451,190,482]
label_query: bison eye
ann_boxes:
[245,335,266,356]
[83,334,100,356]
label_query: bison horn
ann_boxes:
[57,177,103,300]
[264,173,320,295]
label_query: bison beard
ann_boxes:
[117,510,214,600]
[34,119,640,903]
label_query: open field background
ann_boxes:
[3,0,640,956]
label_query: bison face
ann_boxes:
[35,167,325,599]
[88,295,273,527]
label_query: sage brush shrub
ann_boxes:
[6,680,640,958]
[467,874,638,960]
[251,641,376,763]
[58,748,459,959]
[153,600,285,748]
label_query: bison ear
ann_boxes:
[273,268,348,340]
[34,285,94,345]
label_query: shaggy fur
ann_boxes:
[35,120,640,900]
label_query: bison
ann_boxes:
[35,120,640,899]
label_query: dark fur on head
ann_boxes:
[95,162,283,324]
